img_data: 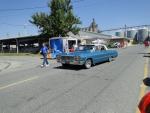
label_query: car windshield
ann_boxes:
[75,45,95,51]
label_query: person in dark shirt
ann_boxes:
[40,43,49,67]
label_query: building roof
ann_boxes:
[0,35,39,41]
[0,35,49,45]
[78,31,112,40]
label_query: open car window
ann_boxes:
[101,46,106,50]
[94,45,106,50]
[76,45,95,51]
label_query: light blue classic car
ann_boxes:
[56,44,118,69]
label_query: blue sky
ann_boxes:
[0,0,150,39]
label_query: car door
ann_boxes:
[87,46,100,64]
[97,45,108,62]
[93,49,101,63]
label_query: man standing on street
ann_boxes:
[40,43,49,67]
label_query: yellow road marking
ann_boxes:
[136,58,149,113]
[0,76,39,90]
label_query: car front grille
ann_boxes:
[61,56,74,61]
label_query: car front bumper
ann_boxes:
[57,59,85,65]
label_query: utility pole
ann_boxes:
[148,27,150,41]
[16,39,19,54]
[136,29,139,43]
[23,24,28,36]
[6,33,9,38]
[124,24,127,38]
[1,41,3,53]
[18,32,21,37]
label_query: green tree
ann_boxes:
[30,0,81,37]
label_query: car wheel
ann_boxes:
[84,59,92,69]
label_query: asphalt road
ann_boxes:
[0,45,149,113]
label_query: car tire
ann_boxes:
[84,59,92,69]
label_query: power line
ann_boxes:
[100,25,150,32]
[0,23,34,27]
[0,6,47,12]
[0,0,84,12]
[73,0,85,3]
[0,14,26,18]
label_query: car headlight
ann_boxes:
[74,56,80,61]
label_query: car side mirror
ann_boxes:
[143,77,150,86]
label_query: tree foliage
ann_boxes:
[30,0,81,37]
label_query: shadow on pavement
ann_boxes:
[53,61,108,71]
[138,52,150,55]
[143,55,150,58]
[54,65,84,71]
[138,52,150,58]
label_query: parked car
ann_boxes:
[56,44,118,69]
[113,42,120,48]
[108,42,120,48]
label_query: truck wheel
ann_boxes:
[84,59,92,69]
